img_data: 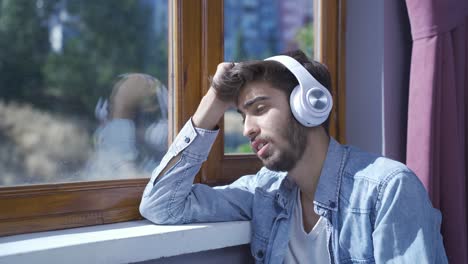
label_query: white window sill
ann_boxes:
[0,220,251,264]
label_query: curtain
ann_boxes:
[405,0,468,263]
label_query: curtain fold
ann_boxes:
[405,0,468,263]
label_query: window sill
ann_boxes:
[0,220,251,263]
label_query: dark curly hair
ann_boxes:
[210,49,332,130]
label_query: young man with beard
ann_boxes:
[139,50,447,263]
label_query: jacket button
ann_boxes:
[329,201,336,208]
[256,250,264,259]
[184,136,190,143]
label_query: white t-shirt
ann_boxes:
[284,190,330,264]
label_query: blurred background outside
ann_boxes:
[0,0,315,186]
[224,0,315,153]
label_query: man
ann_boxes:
[86,73,168,180]
[139,50,447,263]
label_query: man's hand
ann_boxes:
[192,62,237,130]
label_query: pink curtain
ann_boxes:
[405,0,468,263]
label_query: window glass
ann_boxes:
[224,0,316,154]
[0,0,168,186]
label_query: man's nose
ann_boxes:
[243,116,259,139]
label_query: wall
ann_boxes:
[345,0,384,155]
[383,0,412,162]
[137,245,253,264]
[345,0,412,162]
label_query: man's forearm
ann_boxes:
[139,119,219,224]
[192,88,231,130]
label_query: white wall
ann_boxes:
[345,0,411,162]
[137,245,253,264]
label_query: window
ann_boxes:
[0,0,346,236]
[200,0,347,186]
[0,0,169,236]
[224,0,317,155]
[0,1,169,186]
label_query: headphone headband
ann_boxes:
[265,55,325,101]
[264,55,333,127]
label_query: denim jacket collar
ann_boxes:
[277,174,297,212]
[314,137,346,212]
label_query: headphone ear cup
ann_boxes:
[144,119,168,151]
[290,85,332,127]
[265,55,333,127]
[289,85,303,124]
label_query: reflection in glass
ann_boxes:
[224,0,316,154]
[84,74,168,181]
[0,1,168,186]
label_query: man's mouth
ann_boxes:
[251,139,269,158]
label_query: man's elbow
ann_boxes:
[139,197,183,225]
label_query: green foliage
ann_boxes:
[0,0,168,116]
[43,0,168,116]
[236,143,253,153]
[0,0,57,100]
[295,23,314,59]
[225,142,253,154]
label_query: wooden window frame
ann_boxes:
[199,0,347,186]
[0,0,346,237]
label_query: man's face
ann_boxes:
[237,81,308,171]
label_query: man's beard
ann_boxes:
[263,114,308,172]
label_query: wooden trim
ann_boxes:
[0,0,347,237]
[202,0,346,186]
[337,0,347,144]
[318,0,347,143]
[203,155,261,186]
[171,0,203,134]
[198,0,263,185]
[0,0,186,237]
[171,0,207,183]
[219,156,262,185]
[200,0,227,184]
[0,179,146,236]
[171,0,261,186]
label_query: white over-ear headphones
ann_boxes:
[265,55,333,127]
[95,74,169,154]
[144,81,168,152]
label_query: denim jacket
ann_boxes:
[140,120,448,264]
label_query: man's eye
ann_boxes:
[256,105,266,114]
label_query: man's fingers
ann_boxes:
[217,61,236,71]
[213,62,236,82]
